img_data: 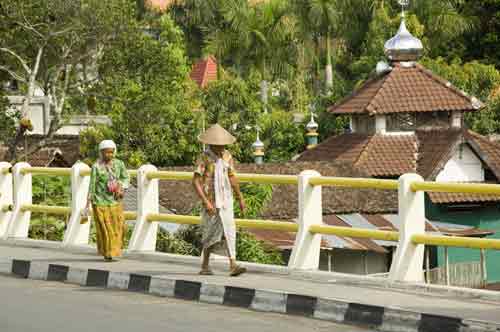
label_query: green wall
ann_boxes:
[425,198,500,282]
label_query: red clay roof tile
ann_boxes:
[330,63,481,115]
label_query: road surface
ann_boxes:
[0,274,371,332]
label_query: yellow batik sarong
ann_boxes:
[93,203,126,258]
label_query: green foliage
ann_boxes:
[84,14,201,167]
[0,89,18,142]
[420,57,500,134]
[156,228,200,255]
[202,76,305,162]
[235,183,273,219]
[236,230,284,265]
[29,176,71,241]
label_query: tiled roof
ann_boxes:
[0,135,81,167]
[190,56,217,88]
[427,191,500,204]
[329,63,482,115]
[416,129,462,179]
[466,131,500,180]
[356,134,416,177]
[298,133,416,177]
[297,129,500,204]
[157,161,399,219]
[298,133,371,165]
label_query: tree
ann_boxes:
[411,0,472,59]
[201,75,306,163]
[82,14,200,167]
[421,57,500,134]
[210,0,296,111]
[0,87,17,141]
[0,0,136,161]
[461,0,500,68]
[291,0,342,93]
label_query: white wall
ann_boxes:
[436,144,484,182]
[7,96,50,135]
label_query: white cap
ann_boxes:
[98,140,116,151]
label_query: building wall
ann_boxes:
[318,249,388,275]
[426,201,500,283]
[436,144,484,182]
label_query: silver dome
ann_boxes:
[384,19,423,62]
[306,113,319,131]
[252,138,264,149]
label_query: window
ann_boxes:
[485,168,497,182]
[387,113,416,132]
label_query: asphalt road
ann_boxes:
[0,274,372,332]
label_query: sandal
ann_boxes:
[229,265,247,277]
[199,269,214,276]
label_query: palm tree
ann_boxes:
[411,0,472,57]
[206,0,296,111]
[291,0,341,94]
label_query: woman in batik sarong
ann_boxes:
[88,140,129,262]
[193,124,247,277]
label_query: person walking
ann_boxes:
[88,140,129,262]
[193,124,247,277]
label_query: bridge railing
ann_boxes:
[1,161,500,284]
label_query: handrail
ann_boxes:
[79,169,137,177]
[20,204,71,215]
[146,171,192,181]
[146,213,299,232]
[309,224,399,241]
[413,234,500,250]
[309,177,398,190]
[124,211,137,220]
[411,181,500,195]
[21,167,71,176]
[146,171,298,185]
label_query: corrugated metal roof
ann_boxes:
[249,213,494,253]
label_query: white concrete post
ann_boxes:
[288,170,322,270]
[63,162,91,246]
[128,164,159,252]
[389,173,425,283]
[5,162,32,239]
[0,162,13,238]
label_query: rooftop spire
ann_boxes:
[384,0,423,63]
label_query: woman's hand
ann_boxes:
[205,200,216,216]
[238,198,246,215]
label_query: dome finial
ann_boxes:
[252,126,265,164]
[384,0,423,63]
[399,0,409,18]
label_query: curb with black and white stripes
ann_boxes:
[1,259,497,332]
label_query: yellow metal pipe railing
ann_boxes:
[21,167,71,176]
[79,169,137,177]
[413,234,500,250]
[411,181,500,195]
[124,211,137,220]
[309,224,399,241]
[309,177,398,190]
[146,171,192,181]
[20,204,71,215]
[146,171,298,185]
[146,213,299,232]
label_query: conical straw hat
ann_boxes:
[198,124,236,145]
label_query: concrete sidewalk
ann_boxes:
[0,241,499,332]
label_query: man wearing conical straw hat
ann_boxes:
[193,124,247,276]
